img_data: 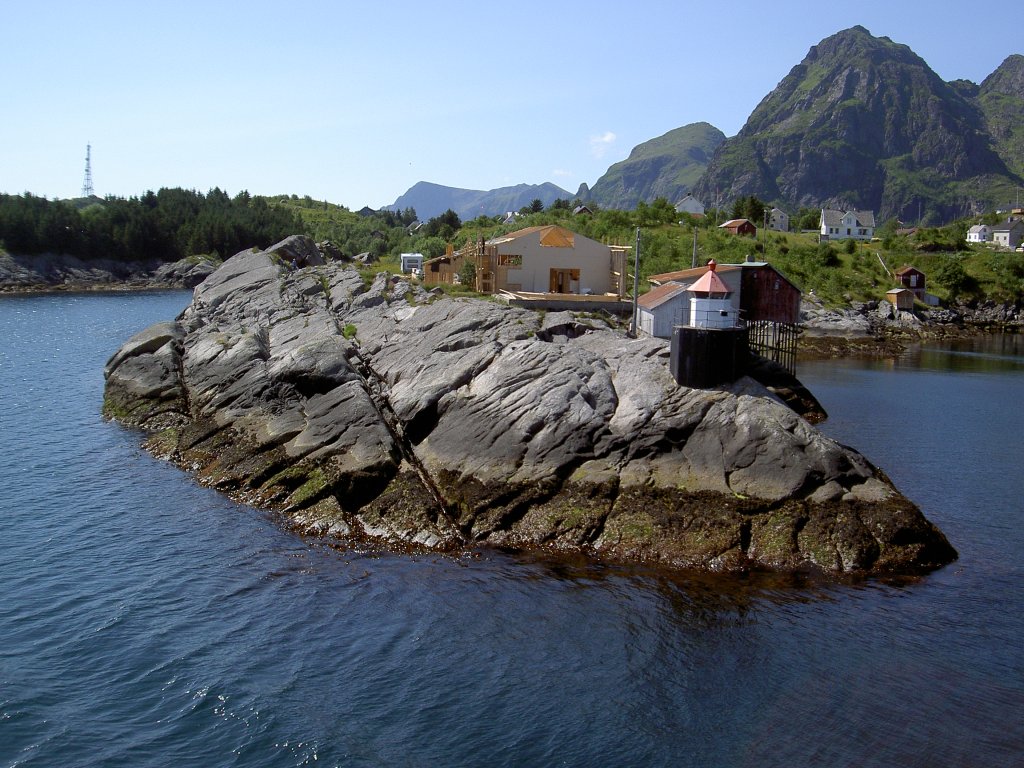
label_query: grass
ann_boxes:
[266,194,1021,308]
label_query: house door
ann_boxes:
[548,268,580,293]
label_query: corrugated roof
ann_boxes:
[638,281,688,310]
[648,263,743,285]
[648,261,800,296]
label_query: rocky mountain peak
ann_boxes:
[693,26,1016,222]
[980,54,1024,96]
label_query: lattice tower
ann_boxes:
[81,144,94,197]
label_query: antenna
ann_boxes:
[81,144,94,198]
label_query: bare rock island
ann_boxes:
[103,237,957,575]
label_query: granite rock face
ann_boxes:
[103,237,957,575]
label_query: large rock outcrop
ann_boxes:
[103,237,957,575]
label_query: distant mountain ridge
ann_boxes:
[692,26,1024,222]
[385,28,1024,222]
[387,181,572,221]
[585,123,725,209]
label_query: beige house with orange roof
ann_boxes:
[424,225,628,298]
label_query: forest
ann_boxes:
[2,189,1021,307]
[0,189,303,263]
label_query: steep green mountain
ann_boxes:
[388,181,572,221]
[586,123,725,208]
[977,54,1024,180]
[692,26,1021,222]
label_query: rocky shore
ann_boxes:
[0,251,219,293]
[800,297,1023,358]
[102,237,957,576]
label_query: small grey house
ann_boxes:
[990,220,1024,250]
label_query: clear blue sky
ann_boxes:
[2,1,1018,210]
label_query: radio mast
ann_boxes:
[81,144,94,198]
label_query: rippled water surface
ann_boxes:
[1,293,1021,767]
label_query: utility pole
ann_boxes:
[629,227,641,338]
[81,144,94,198]
[691,227,698,269]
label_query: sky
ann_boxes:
[2,1,1019,210]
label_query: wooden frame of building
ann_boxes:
[422,225,629,302]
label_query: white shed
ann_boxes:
[400,252,424,274]
[638,282,689,338]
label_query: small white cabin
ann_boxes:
[400,252,424,274]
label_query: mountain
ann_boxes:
[977,54,1024,180]
[691,26,1022,222]
[388,181,573,221]
[586,123,725,208]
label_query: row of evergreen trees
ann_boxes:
[0,189,303,263]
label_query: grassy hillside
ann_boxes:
[447,207,1024,307]
[266,193,1023,307]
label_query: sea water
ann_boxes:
[1,292,1021,767]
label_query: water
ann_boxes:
[0,293,1021,767]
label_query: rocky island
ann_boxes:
[103,237,957,575]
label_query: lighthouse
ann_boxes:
[687,259,740,329]
[669,259,748,388]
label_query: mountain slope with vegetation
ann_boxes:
[691,26,1022,223]
[586,123,726,209]
[976,54,1024,180]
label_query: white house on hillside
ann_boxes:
[768,207,789,232]
[675,194,705,216]
[967,224,992,243]
[820,209,875,241]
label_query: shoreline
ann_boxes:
[4,277,1015,361]
[100,241,960,577]
[0,282,193,297]
[797,325,1018,360]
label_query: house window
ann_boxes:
[909,275,918,287]
[498,253,522,267]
